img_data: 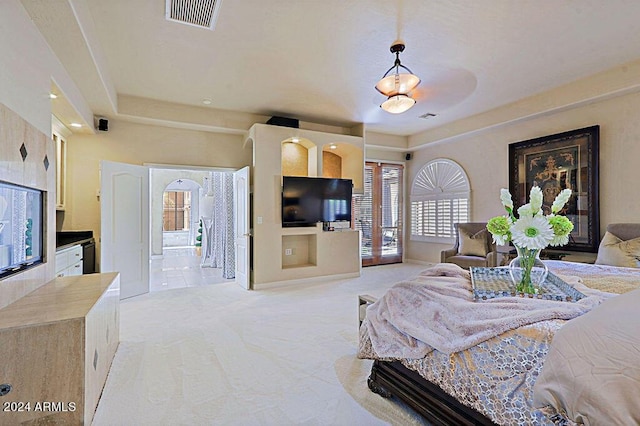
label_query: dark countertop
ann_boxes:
[56,231,94,251]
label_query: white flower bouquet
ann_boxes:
[487,186,574,249]
[487,186,574,293]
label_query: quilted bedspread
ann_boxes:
[358,262,639,425]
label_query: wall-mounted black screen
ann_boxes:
[282,176,352,227]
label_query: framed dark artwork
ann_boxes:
[509,126,600,252]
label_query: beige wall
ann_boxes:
[405,90,640,263]
[365,132,408,151]
[365,147,407,163]
[62,119,250,269]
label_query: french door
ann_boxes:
[354,162,403,266]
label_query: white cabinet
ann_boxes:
[55,244,83,277]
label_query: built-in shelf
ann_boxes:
[282,263,316,269]
[282,234,317,268]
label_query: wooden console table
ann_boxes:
[0,272,120,425]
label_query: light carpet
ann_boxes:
[92,263,432,425]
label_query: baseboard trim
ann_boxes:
[252,271,361,290]
[404,258,437,266]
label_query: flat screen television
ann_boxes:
[282,176,352,227]
[0,180,44,279]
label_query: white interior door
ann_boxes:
[233,166,250,289]
[100,160,150,299]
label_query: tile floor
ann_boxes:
[149,246,233,292]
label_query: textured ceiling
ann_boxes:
[23,0,640,137]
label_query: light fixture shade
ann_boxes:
[381,94,416,114]
[375,73,421,97]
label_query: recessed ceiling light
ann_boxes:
[70,123,82,128]
[49,93,58,99]
[202,99,212,105]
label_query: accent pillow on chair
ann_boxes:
[441,222,498,269]
[594,231,640,268]
[458,228,489,257]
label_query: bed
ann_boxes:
[358,261,640,426]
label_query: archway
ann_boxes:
[162,178,201,248]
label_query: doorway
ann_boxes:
[354,162,403,266]
[150,167,235,291]
[101,162,249,296]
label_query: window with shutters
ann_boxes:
[410,159,470,242]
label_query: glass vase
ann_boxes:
[508,246,548,294]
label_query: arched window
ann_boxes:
[410,159,470,241]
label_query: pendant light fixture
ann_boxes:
[375,41,420,114]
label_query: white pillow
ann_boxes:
[534,289,640,424]
[594,231,640,268]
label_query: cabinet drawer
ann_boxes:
[55,245,83,276]
[55,251,69,275]
[68,245,83,261]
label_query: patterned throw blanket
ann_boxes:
[363,263,613,358]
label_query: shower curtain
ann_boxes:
[200,172,235,279]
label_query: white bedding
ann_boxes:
[533,287,640,425]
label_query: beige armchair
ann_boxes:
[441,222,498,269]
[594,223,640,267]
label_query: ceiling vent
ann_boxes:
[165,0,223,30]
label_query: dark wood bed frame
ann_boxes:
[367,360,497,426]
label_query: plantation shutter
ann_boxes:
[382,166,401,226]
[410,159,470,240]
[354,164,374,239]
